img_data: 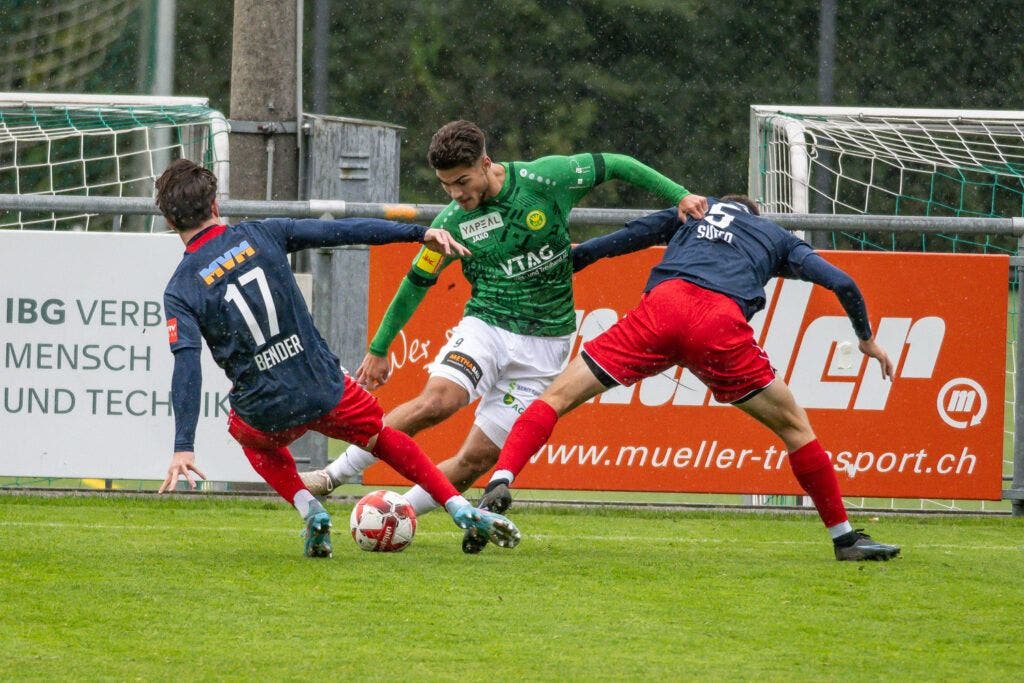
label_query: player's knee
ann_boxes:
[454,448,498,476]
[406,393,461,424]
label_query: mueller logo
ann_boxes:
[575,278,947,412]
[936,378,987,429]
[200,241,256,285]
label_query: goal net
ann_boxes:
[749,105,1024,253]
[0,0,139,93]
[749,105,1023,511]
[0,93,229,232]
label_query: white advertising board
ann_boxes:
[0,231,260,481]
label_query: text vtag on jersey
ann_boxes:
[458,212,504,241]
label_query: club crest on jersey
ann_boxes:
[525,210,547,231]
[199,241,256,285]
[458,211,504,242]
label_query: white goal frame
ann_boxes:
[748,104,1024,215]
[0,92,230,230]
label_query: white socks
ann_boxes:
[443,495,471,515]
[325,443,379,483]
[828,520,854,539]
[403,485,441,515]
[490,469,514,486]
[293,489,316,518]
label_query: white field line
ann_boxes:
[0,520,1021,552]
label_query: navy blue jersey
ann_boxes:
[572,199,872,339]
[164,217,427,448]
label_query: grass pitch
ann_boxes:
[1,495,1022,681]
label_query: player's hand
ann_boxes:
[355,352,392,390]
[158,451,206,493]
[678,193,708,221]
[423,228,470,259]
[858,338,894,380]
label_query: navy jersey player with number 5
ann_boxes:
[480,195,901,561]
[155,159,520,557]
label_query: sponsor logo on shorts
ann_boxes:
[458,212,504,241]
[502,381,529,415]
[441,350,483,387]
[166,317,178,344]
[415,248,445,274]
[525,210,547,231]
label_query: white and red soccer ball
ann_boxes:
[349,490,417,552]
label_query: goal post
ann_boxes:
[749,105,1024,222]
[0,92,229,232]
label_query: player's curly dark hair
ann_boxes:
[720,194,761,215]
[427,120,486,170]
[155,158,218,231]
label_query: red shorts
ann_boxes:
[228,374,384,451]
[582,278,775,404]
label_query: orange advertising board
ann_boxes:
[364,245,1008,500]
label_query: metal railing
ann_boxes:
[1,192,1021,514]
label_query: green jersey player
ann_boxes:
[302,120,707,552]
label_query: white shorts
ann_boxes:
[428,316,572,447]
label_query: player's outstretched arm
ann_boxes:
[355,352,391,391]
[422,227,470,259]
[677,192,709,221]
[572,208,680,272]
[158,450,206,493]
[858,338,894,380]
[600,153,706,220]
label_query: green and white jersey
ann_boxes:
[369,153,688,355]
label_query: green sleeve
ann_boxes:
[599,153,689,204]
[367,225,454,356]
[368,276,431,356]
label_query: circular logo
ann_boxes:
[525,210,547,230]
[936,377,988,429]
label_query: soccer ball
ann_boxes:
[349,490,417,552]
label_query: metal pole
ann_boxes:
[229,0,298,203]
[812,0,836,246]
[295,0,305,201]
[1014,237,1024,515]
[1,194,1023,235]
[311,0,330,114]
[150,0,176,203]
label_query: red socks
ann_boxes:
[372,426,459,505]
[241,446,304,504]
[495,400,559,478]
[787,439,848,528]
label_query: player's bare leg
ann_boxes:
[735,380,900,561]
[301,376,469,494]
[466,357,609,553]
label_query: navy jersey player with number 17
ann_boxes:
[155,159,520,557]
